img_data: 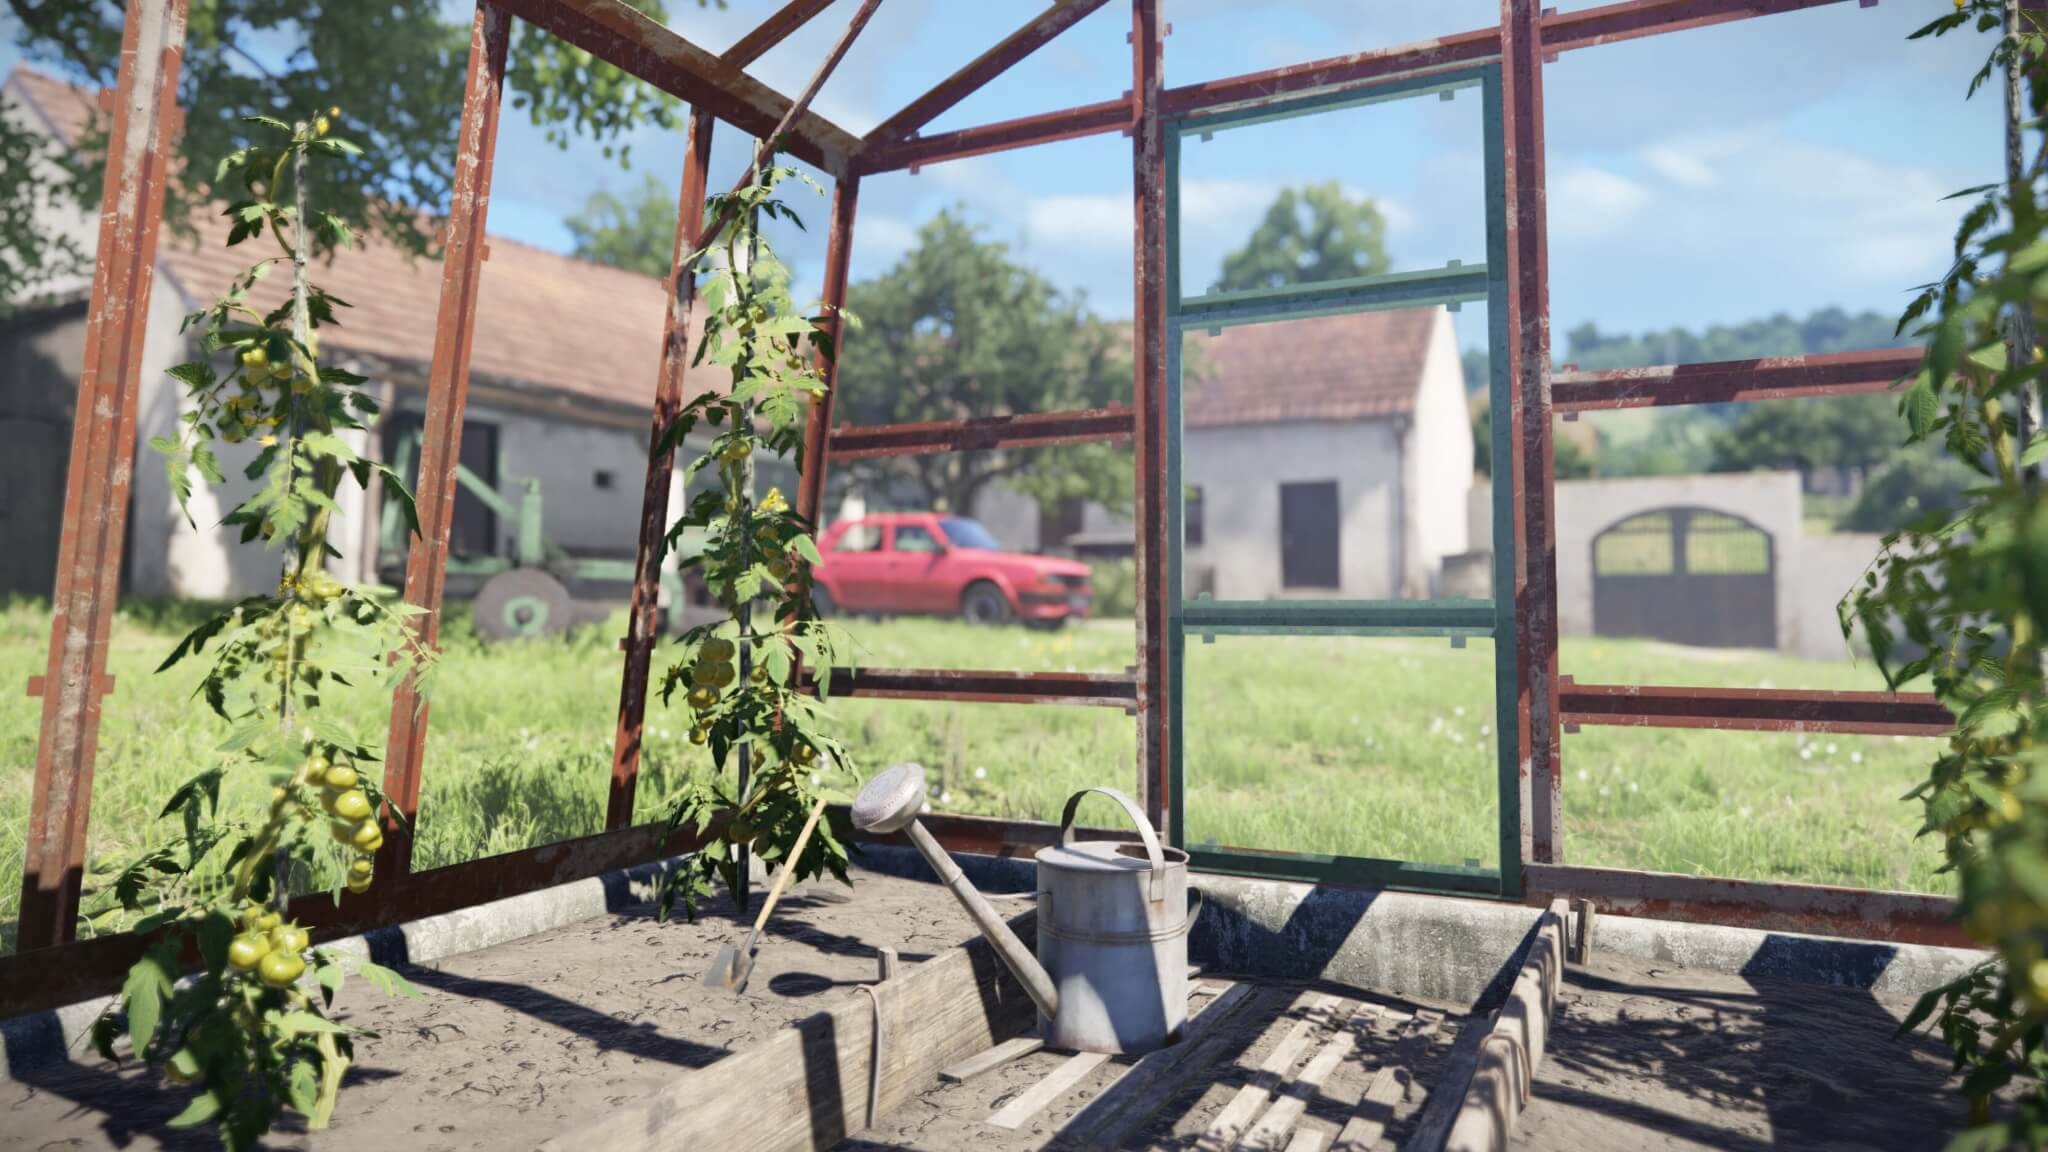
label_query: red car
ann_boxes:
[813,513,1093,628]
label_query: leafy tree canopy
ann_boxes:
[1214,181,1390,293]
[566,173,680,280]
[1,0,716,306]
[834,209,1130,520]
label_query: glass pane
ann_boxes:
[1563,727,1947,894]
[1544,3,1996,367]
[1179,309,1486,601]
[1167,1,1499,91]
[817,443,1136,671]
[828,698,1137,828]
[837,132,1134,429]
[1182,634,1501,869]
[1553,395,1956,689]
[1176,73,1489,293]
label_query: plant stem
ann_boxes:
[2006,0,2039,479]
[311,1030,346,1128]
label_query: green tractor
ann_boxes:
[378,434,712,643]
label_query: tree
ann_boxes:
[2,0,715,301]
[1559,307,1910,372]
[1705,393,1904,489]
[1841,442,1979,533]
[0,109,86,313]
[834,210,1131,519]
[1214,181,1391,293]
[566,173,680,280]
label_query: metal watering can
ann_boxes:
[852,763,1198,1055]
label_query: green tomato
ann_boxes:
[269,923,310,955]
[227,933,270,971]
[322,764,359,791]
[331,789,372,823]
[351,821,384,854]
[258,949,306,989]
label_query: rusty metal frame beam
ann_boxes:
[608,108,715,831]
[1558,678,1953,736]
[1551,347,1922,412]
[1525,863,1965,948]
[722,0,836,68]
[379,3,512,878]
[15,0,189,951]
[1502,0,1562,871]
[854,96,1133,174]
[826,406,1133,459]
[864,0,1114,149]
[796,177,862,524]
[486,0,860,175]
[1131,0,1170,830]
[804,668,1137,708]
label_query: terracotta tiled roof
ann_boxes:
[1181,307,1438,428]
[5,65,720,412]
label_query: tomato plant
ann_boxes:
[93,110,430,1149]
[1847,3,2048,1144]
[653,160,856,919]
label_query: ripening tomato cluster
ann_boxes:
[307,749,381,890]
[226,903,311,989]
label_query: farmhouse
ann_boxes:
[0,65,788,605]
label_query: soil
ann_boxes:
[1516,951,1983,1151]
[0,866,989,1151]
[843,979,1473,1151]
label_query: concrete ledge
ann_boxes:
[1426,899,1567,1152]
[1585,907,1987,998]
[0,852,718,1083]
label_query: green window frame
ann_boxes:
[1164,63,1521,899]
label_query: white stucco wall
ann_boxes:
[1406,309,1474,596]
[1181,418,1403,600]
[1796,532,1886,661]
[1,77,97,309]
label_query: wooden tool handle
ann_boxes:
[748,796,830,938]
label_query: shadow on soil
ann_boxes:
[1536,935,1966,1150]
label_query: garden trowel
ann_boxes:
[703,795,829,995]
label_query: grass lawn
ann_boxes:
[0,598,1948,952]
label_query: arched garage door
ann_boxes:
[1592,507,1776,649]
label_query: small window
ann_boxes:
[593,469,615,490]
[835,522,883,553]
[893,524,942,554]
[1185,485,1205,548]
[939,517,1001,550]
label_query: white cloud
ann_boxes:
[1549,167,1650,238]
[1024,195,1130,250]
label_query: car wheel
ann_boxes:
[810,585,835,619]
[961,582,1014,627]
[1023,616,1067,633]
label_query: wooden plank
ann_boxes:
[540,912,1038,1152]
[1286,1131,1329,1152]
[989,1050,1112,1130]
[1439,900,1569,1152]
[1392,1018,1489,1152]
[1333,1014,1443,1152]
[1200,994,1343,1150]
[1053,982,1261,1150]
[1242,1029,1359,1150]
[942,1035,1046,1084]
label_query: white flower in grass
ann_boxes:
[920,800,931,814]
[1851,751,1864,764]
[1826,743,1837,755]
[810,773,821,787]
[1454,706,1466,717]
[1757,679,1774,690]
[1599,786,1610,797]
[1628,781,1638,793]
[1800,748,1813,761]
[1739,805,1753,819]
[940,791,953,805]
[1450,732,1464,744]
[974,766,987,780]
[1479,724,1491,737]
[1577,768,1590,782]
[525,737,539,752]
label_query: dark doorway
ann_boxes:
[1592,507,1776,649]
[383,414,500,560]
[1279,480,1340,589]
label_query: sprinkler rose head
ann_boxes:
[852,763,927,835]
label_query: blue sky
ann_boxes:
[3,1,2007,358]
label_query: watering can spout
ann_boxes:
[852,764,1060,1020]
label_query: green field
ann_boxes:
[0,599,1949,952]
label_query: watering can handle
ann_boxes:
[1058,787,1168,903]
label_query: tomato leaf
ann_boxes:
[166,1090,223,1129]
[275,1010,349,1037]
[353,959,421,1000]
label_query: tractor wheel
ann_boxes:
[474,568,573,642]
[961,582,1014,627]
